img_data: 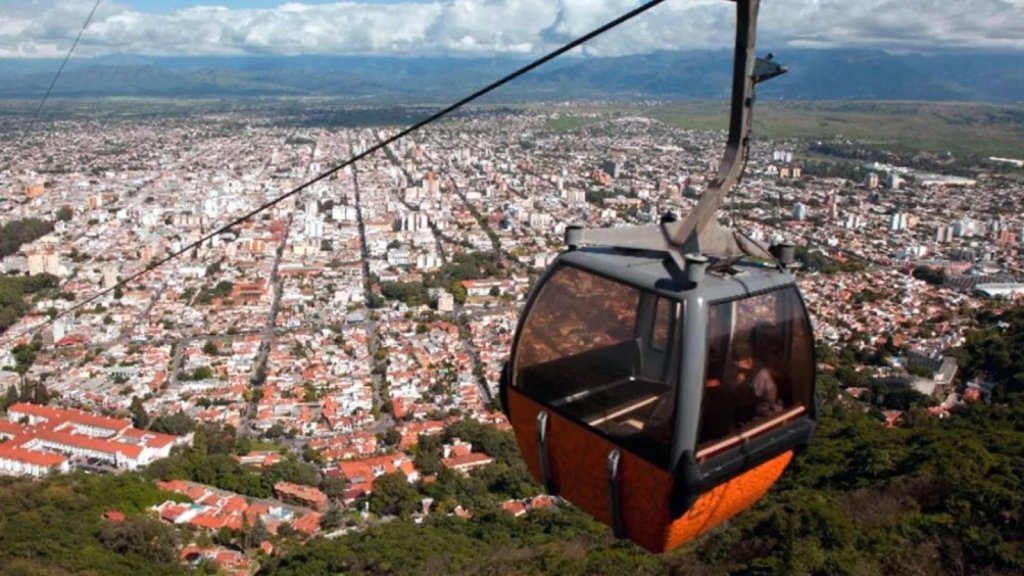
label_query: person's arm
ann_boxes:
[752,368,781,414]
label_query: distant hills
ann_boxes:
[0,49,1021,103]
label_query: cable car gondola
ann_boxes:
[499,0,817,553]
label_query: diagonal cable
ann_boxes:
[34,0,104,119]
[1,0,668,347]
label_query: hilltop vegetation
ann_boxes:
[0,474,188,576]
[258,395,1024,576]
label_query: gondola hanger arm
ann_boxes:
[567,0,787,268]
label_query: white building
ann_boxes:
[0,445,69,477]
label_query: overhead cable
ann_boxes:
[34,0,104,119]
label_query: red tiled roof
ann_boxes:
[291,513,321,535]
[0,420,27,437]
[118,427,178,448]
[32,429,144,459]
[190,513,225,529]
[103,510,126,522]
[157,479,190,494]
[186,486,210,501]
[501,500,526,516]
[529,495,557,510]
[8,403,131,433]
[443,453,492,470]
[221,496,248,513]
[160,503,189,522]
[273,482,328,506]
[0,443,66,468]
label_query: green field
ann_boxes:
[543,115,603,131]
[645,101,1024,159]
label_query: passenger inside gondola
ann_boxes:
[749,323,785,417]
[698,288,812,458]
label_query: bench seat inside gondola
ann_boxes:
[521,339,670,429]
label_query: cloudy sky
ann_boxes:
[1,0,1022,59]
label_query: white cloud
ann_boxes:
[0,0,1022,58]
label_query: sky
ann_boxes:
[1,0,1022,59]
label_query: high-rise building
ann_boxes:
[889,213,907,231]
[792,202,808,221]
[566,189,586,205]
[599,160,620,179]
[997,230,1018,245]
[935,225,956,243]
[304,217,324,239]
[887,172,901,190]
[437,292,455,313]
[772,149,794,163]
[825,193,839,221]
[865,173,879,190]
[102,266,118,289]
[954,219,979,238]
[402,212,429,232]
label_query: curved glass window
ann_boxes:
[698,287,814,457]
[514,266,679,467]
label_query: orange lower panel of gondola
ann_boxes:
[508,388,793,553]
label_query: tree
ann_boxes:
[215,526,235,547]
[191,365,214,381]
[0,218,55,259]
[907,364,934,379]
[251,516,270,546]
[11,342,40,374]
[150,411,195,436]
[321,476,348,501]
[98,516,180,564]
[320,507,345,531]
[265,423,286,439]
[303,445,325,465]
[450,281,467,304]
[202,341,219,356]
[383,428,402,447]
[369,472,420,517]
[129,396,149,429]
[31,381,50,405]
[912,266,947,286]
[414,434,443,476]
[56,206,74,222]
[277,522,296,538]
[2,385,18,411]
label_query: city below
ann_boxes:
[1,100,1023,575]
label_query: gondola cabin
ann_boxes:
[500,247,817,552]
[497,0,815,553]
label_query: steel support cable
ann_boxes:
[34,0,104,119]
[0,0,670,347]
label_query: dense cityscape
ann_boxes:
[1,102,1023,574]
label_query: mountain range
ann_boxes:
[0,49,1021,103]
